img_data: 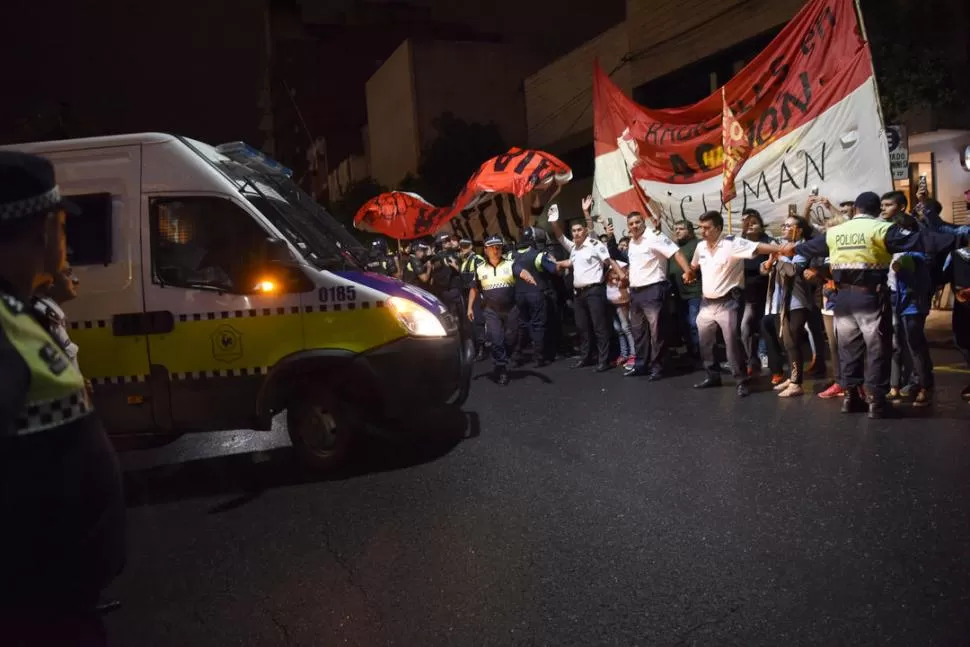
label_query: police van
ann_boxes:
[2,133,472,470]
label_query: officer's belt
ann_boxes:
[830,262,890,270]
[574,282,604,293]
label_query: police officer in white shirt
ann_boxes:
[690,210,786,397]
[552,196,623,371]
[612,211,695,379]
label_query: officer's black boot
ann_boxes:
[841,387,865,414]
[495,368,510,386]
[867,395,887,419]
[474,347,487,362]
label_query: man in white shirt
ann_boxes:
[613,211,695,379]
[552,196,623,371]
[690,210,786,397]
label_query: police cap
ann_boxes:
[0,151,79,224]
[484,234,504,248]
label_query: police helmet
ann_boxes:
[484,234,504,248]
[519,226,536,247]
[370,238,389,255]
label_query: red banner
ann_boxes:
[594,0,873,219]
[354,147,572,239]
[721,87,752,203]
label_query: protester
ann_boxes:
[739,209,775,376]
[668,220,702,365]
[610,211,694,380]
[691,211,787,397]
[606,263,635,368]
[761,215,816,397]
[551,196,623,372]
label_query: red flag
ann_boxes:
[721,86,751,204]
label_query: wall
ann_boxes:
[911,131,970,224]
[365,40,421,188]
[328,154,371,202]
[411,41,544,152]
[523,23,632,151]
[624,0,804,87]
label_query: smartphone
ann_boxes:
[918,175,928,191]
[788,204,798,217]
[810,186,819,197]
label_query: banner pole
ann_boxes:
[727,201,733,235]
[852,0,895,187]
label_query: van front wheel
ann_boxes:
[286,392,356,473]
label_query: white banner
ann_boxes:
[595,79,893,232]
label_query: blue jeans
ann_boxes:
[612,304,635,358]
[676,297,701,357]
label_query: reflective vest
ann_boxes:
[460,253,484,290]
[1,292,92,436]
[475,259,516,309]
[825,216,893,271]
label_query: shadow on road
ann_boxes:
[122,408,480,511]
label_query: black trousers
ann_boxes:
[629,281,669,375]
[516,291,548,359]
[741,296,767,371]
[0,418,126,613]
[483,306,518,369]
[573,283,610,364]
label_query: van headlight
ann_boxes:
[386,296,447,337]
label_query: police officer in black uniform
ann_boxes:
[511,226,560,367]
[365,238,399,277]
[430,231,464,320]
[402,240,433,288]
[0,152,125,646]
[467,235,519,385]
[458,238,487,361]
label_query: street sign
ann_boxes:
[887,125,908,181]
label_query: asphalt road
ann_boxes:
[107,350,970,646]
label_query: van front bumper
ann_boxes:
[360,330,474,420]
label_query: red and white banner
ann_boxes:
[593,0,892,229]
[354,148,572,240]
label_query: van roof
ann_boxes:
[0,132,178,154]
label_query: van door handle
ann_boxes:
[112,311,175,336]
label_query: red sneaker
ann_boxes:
[614,356,627,367]
[624,357,636,367]
[818,383,845,399]
[770,373,786,386]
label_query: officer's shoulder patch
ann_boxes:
[0,293,25,315]
[897,228,913,236]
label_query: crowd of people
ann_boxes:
[367,188,970,416]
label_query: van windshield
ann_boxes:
[180,137,367,271]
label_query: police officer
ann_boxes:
[467,235,519,385]
[403,240,433,288]
[0,152,125,645]
[459,238,487,361]
[430,231,464,320]
[365,238,399,277]
[790,191,951,419]
[511,226,560,367]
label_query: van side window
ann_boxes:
[149,197,271,294]
[66,192,113,266]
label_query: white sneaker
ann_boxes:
[778,384,804,398]
[773,379,791,391]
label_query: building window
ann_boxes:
[150,197,272,294]
[65,192,113,266]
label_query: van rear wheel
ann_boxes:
[286,391,356,473]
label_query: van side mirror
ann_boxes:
[265,238,293,263]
